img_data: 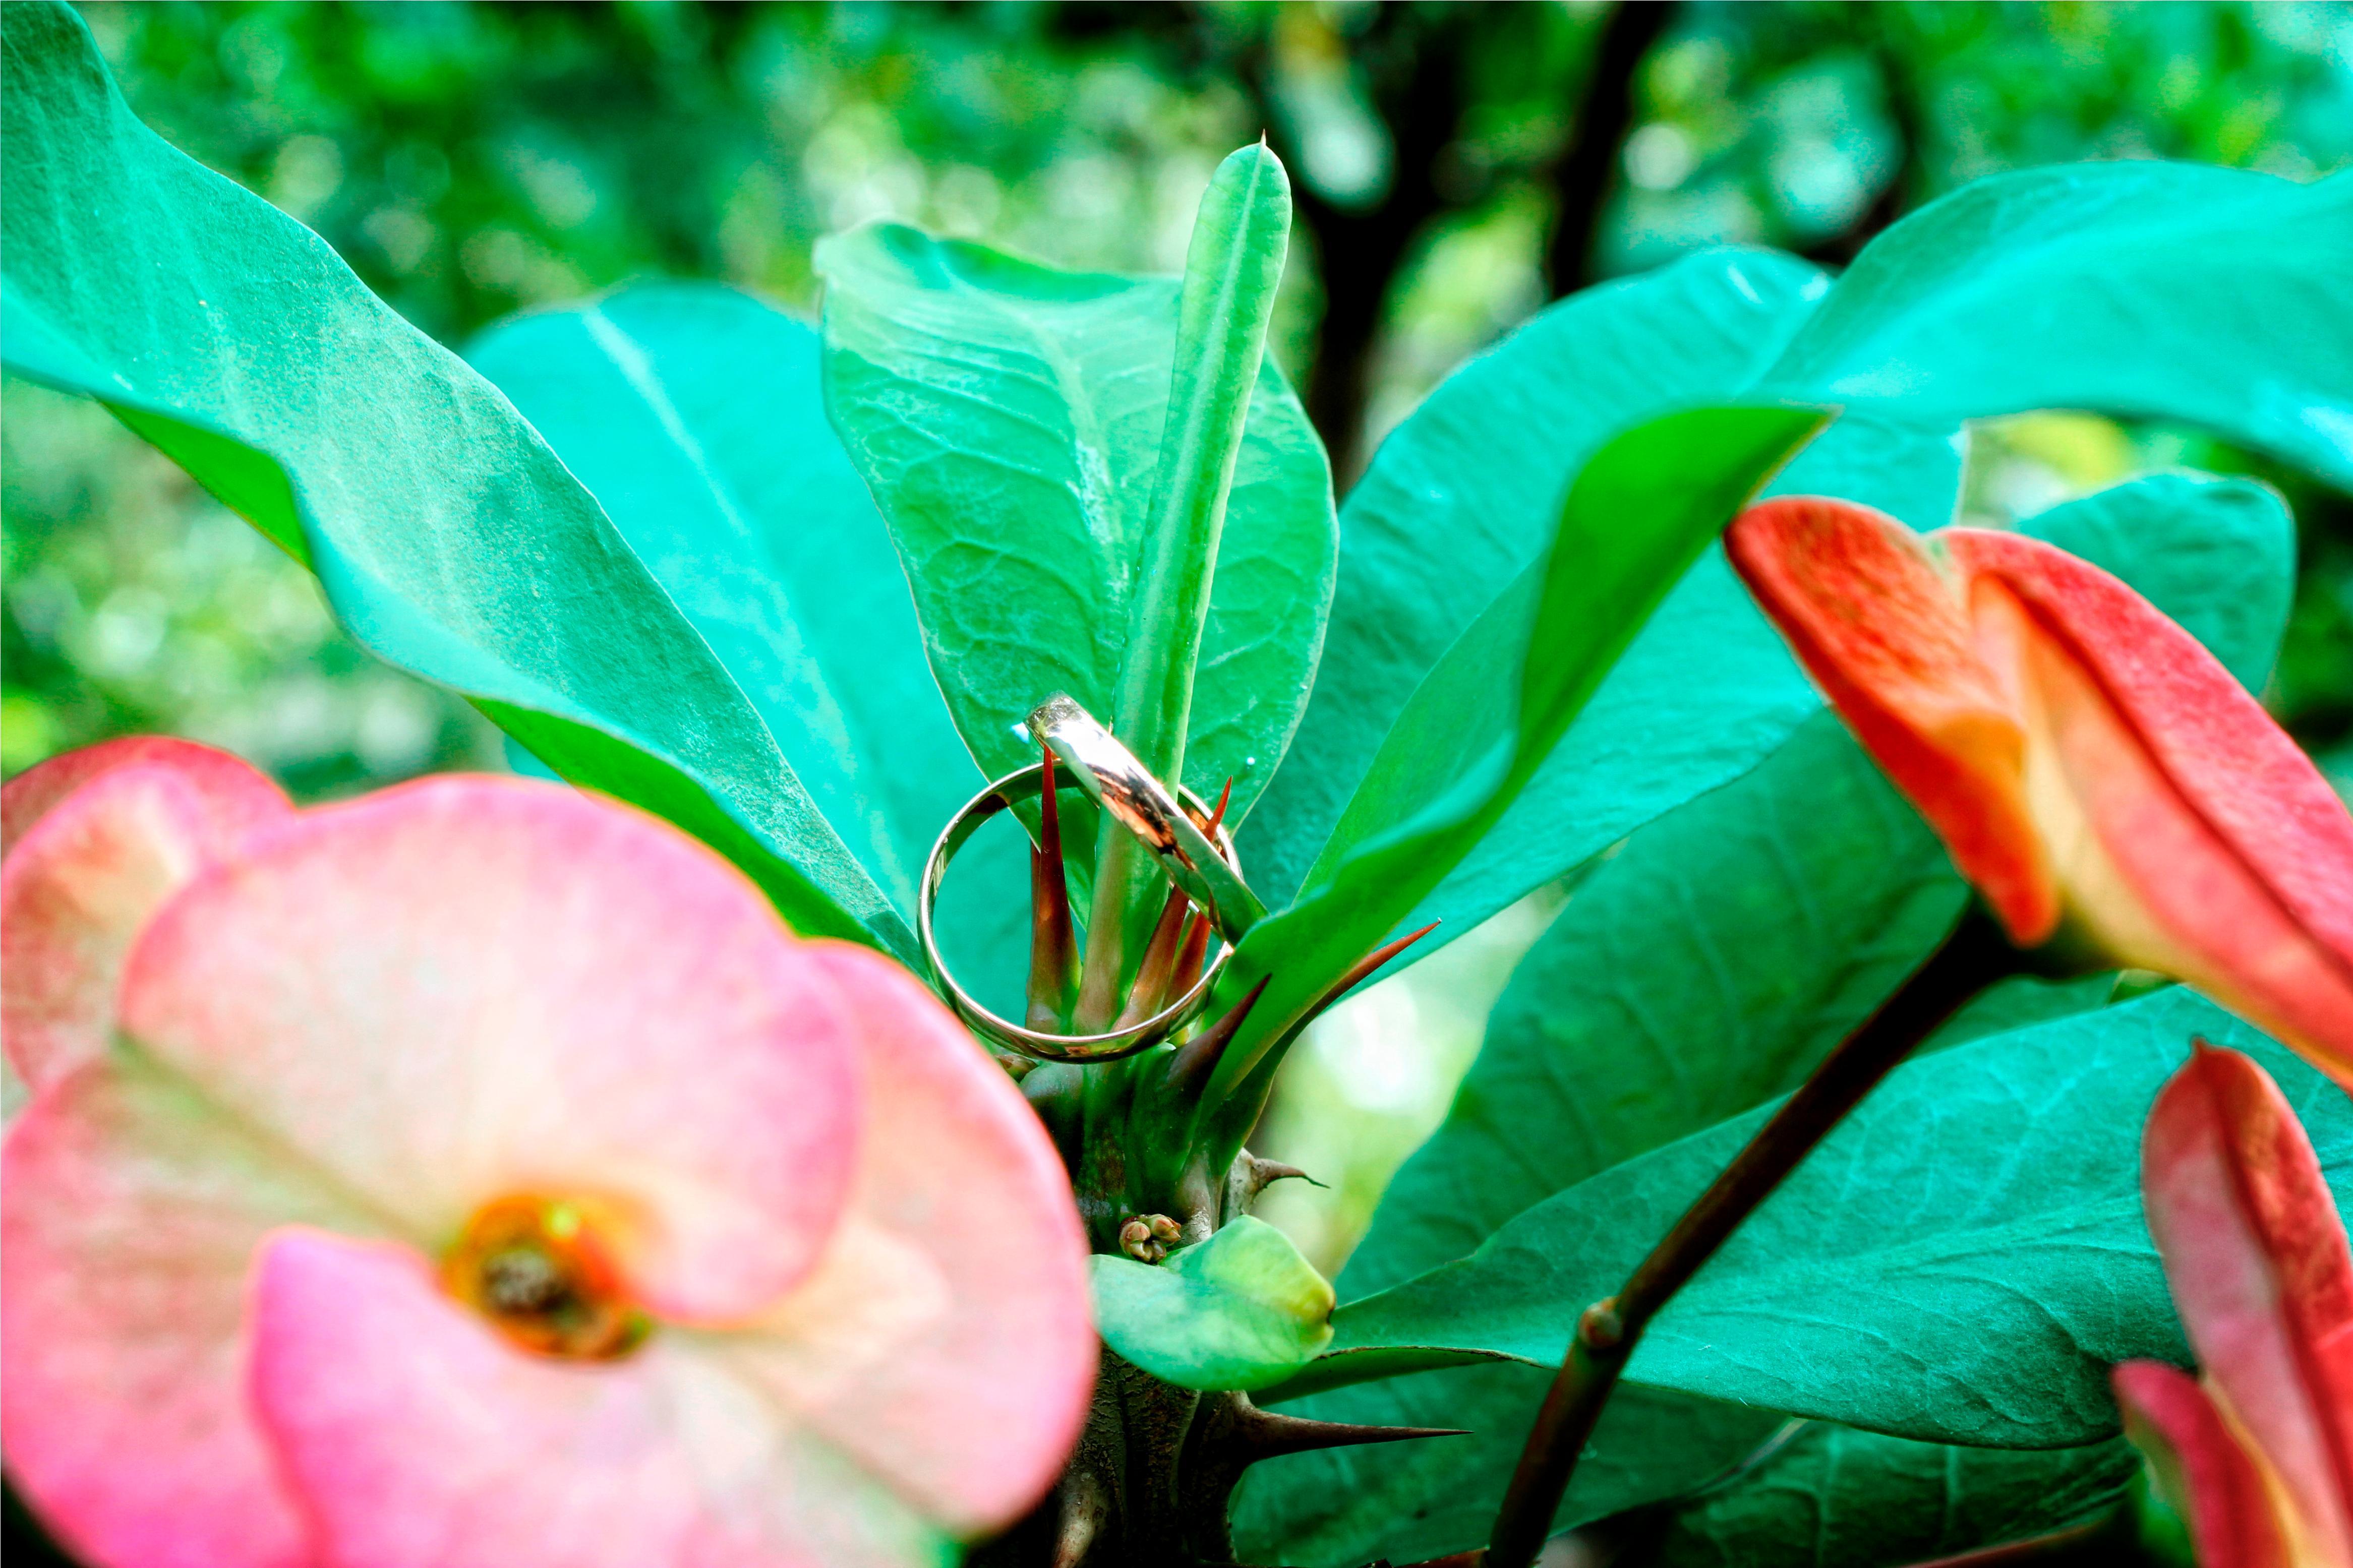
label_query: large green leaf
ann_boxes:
[1240,250,1959,918]
[1202,407,1829,1112]
[1649,1425,2140,1568]
[0,4,899,953]
[1088,143,1292,987]
[814,223,1335,823]
[1325,988,2353,1449]
[1762,163,2353,487]
[1234,1366,1784,1568]
[466,284,982,911]
[1233,469,2292,1561]
[1112,140,1291,790]
[1246,164,2346,988]
[1339,710,1969,1299]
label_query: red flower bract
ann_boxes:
[2113,1045,2353,1568]
[1728,496,2353,1087]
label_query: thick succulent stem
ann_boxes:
[977,1149,1454,1568]
[1484,909,2021,1568]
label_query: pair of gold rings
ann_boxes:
[916,695,1265,1063]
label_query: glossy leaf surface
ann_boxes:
[1759,163,2353,487]
[465,284,1030,980]
[1242,250,1959,927]
[1204,406,1828,1109]
[815,223,1334,823]
[1,6,897,953]
[1113,140,1291,789]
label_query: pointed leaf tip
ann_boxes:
[1166,975,1270,1102]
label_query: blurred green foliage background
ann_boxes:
[7,0,2353,1272]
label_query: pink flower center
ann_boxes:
[441,1195,648,1360]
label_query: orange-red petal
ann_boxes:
[1956,531,2353,1078]
[1725,497,2056,940]
[1729,498,2353,1080]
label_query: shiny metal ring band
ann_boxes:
[1024,694,1267,942]
[917,759,1241,1063]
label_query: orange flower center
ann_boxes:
[441,1195,648,1360]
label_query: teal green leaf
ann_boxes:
[1203,407,1828,1112]
[463,284,1028,983]
[814,222,1334,823]
[1326,988,2353,1449]
[0,5,897,954]
[464,285,969,902]
[1649,1425,2139,1568]
[1232,1369,1784,1568]
[1338,710,1970,1300]
[1764,163,2353,487]
[1088,142,1291,986]
[1234,467,2288,1560]
[1090,1218,1335,1392]
[1243,250,1959,917]
[1249,165,2344,973]
[1231,713,1961,1566]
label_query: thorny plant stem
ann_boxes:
[1483,909,2021,1568]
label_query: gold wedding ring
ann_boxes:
[915,696,1259,1063]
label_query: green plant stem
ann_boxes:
[1483,908,2020,1568]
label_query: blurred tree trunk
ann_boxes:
[1545,0,1676,294]
[1092,2,1676,488]
[1804,38,1925,267]
[1257,3,1673,487]
[1249,7,1476,490]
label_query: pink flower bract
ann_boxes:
[2,748,1094,1568]
[2114,1045,2353,1568]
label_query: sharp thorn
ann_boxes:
[1114,884,1193,1028]
[1253,1158,1317,1189]
[1304,922,1439,1027]
[1237,1406,1468,1459]
[1168,906,1211,996]
[1027,745,1080,1032]
[1051,1467,1108,1568]
[1165,976,1269,1100]
[1160,777,1232,1004]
